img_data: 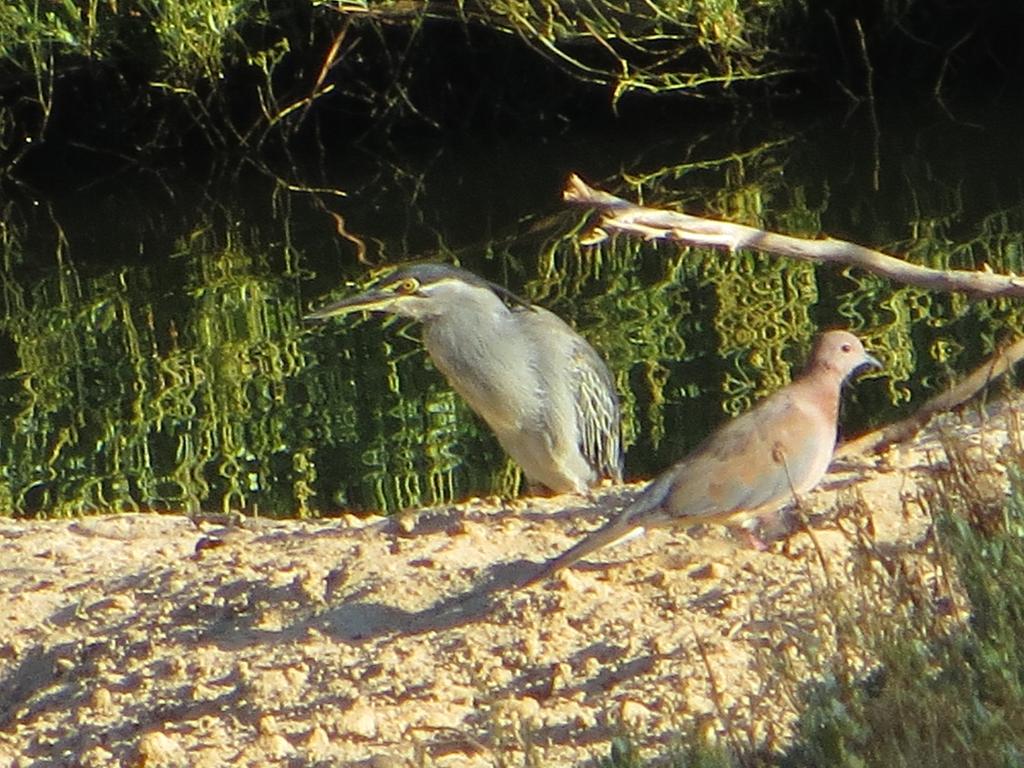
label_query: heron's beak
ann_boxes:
[304,288,399,321]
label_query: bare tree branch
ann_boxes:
[563,173,1024,300]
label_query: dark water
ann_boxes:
[3,97,1023,517]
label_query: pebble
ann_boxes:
[620,699,653,725]
[91,687,115,715]
[306,725,331,757]
[339,700,378,738]
[137,731,187,766]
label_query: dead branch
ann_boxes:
[838,336,1024,458]
[563,174,1024,300]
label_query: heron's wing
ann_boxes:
[514,304,623,482]
[570,339,623,482]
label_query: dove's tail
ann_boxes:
[528,517,644,586]
[521,473,678,588]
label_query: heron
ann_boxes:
[306,263,623,495]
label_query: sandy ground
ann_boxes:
[0,398,1019,768]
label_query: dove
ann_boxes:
[531,330,881,581]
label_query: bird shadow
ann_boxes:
[318,557,550,642]
[192,485,646,648]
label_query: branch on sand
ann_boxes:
[562,173,1024,300]
[837,336,1024,458]
[562,173,1024,456]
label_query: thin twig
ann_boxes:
[854,18,881,191]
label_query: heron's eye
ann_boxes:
[395,278,420,295]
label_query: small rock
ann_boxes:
[80,745,115,767]
[259,714,280,735]
[248,668,302,702]
[137,730,187,767]
[522,633,540,660]
[91,687,114,715]
[620,699,653,725]
[285,665,308,688]
[488,665,513,686]
[572,706,598,728]
[558,569,584,591]
[652,635,674,655]
[259,732,296,759]
[495,696,540,724]
[689,562,725,580]
[550,662,572,692]
[339,700,377,738]
[306,725,331,758]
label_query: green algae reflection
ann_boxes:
[3,109,1024,517]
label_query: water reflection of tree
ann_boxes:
[3,131,1024,518]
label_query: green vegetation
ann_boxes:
[0,0,289,163]
[457,0,802,99]
[792,460,1024,768]
[600,733,734,768]
[1,1,1022,174]
[599,451,1024,768]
